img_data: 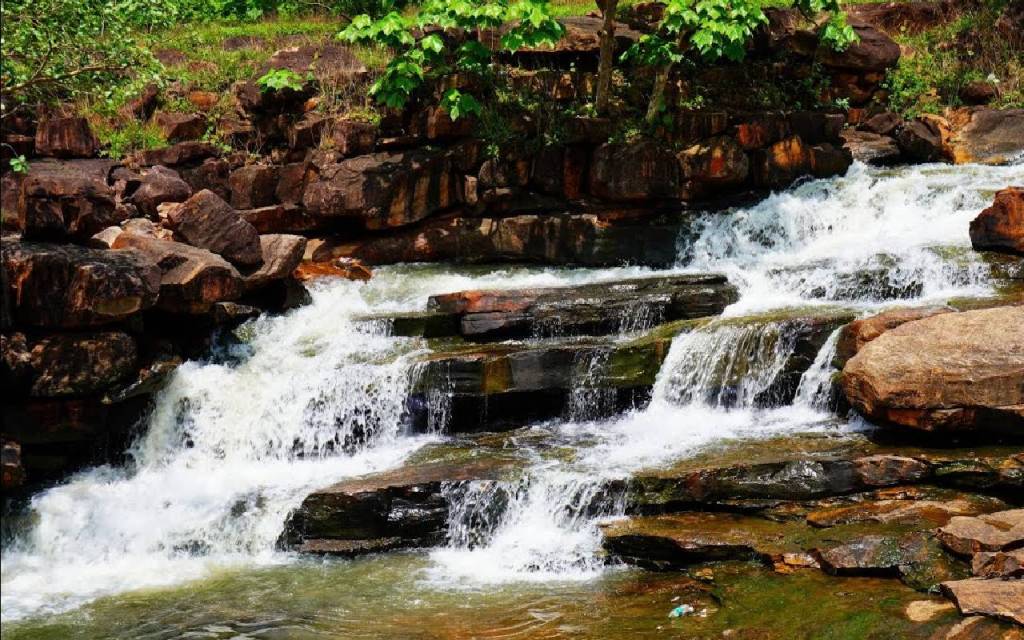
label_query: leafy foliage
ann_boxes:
[1,0,160,109]
[339,0,564,116]
[8,155,30,174]
[257,68,309,92]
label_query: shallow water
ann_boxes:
[3,161,1022,631]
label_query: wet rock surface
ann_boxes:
[971,187,1024,256]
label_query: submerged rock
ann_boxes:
[840,306,1024,434]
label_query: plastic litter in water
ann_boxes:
[669,604,695,618]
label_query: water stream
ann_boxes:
[3,161,1022,628]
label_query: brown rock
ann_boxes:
[940,578,1024,624]
[179,157,231,200]
[678,136,750,189]
[835,306,955,368]
[188,91,220,111]
[2,238,160,328]
[261,44,368,84]
[945,108,1024,165]
[809,143,853,178]
[242,234,307,292]
[530,145,587,200]
[1,439,24,491]
[861,112,903,136]
[287,113,328,150]
[938,509,1024,556]
[18,160,124,241]
[228,164,279,210]
[818,24,900,72]
[960,81,999,106]
[166,189,263,267]
[904,599,956,622]
[897,117,945,162]
[239,204,317,234]
[853,455,931,487]
[848,1,961,35]
[970,187,1024,256]
[137,141,219,167]
[293,258,372,282]
[972,549,1024,578]
[7,332,137,397]
[154,112,207,142]
[112,233,242,313]
[328,119,378,157]
[127,83,160,121]
[126,165,192,217]
[302,150,457,229]
[755,135,813,188]
[840,306,1024,432]
[486,15,639,56]
[815,531,964,591]
[841,129,902,165]
[589,141,680,201]
[34,117,98,158]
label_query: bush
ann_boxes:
[1,0,160,108]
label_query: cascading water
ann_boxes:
[4,161,1022,624]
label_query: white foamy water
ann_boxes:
[5,162,1021,618]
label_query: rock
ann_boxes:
[287,113,328,150]
[5,332,137,397]
[241,234,307,292]
[530,145,587,200]
[229,164,278,210]
[487,15,640,57]
[589,142,680,201]
[239,204,317,234]
[179,157,231,200]
[972,549,1024,578]
[970,187,1023,256]
[328,119,378,157]
[809,143,853,178]
[164,189,263,267]
[841,130,902,165]
[861,112,903,136]
[111,234,242,313]
[944,108,1024,165]
[326,210,682,267]
[754,135,813,188]
[678,136,750,191]
[188,90,220,111]
[1,439,24,491]
[126,83,161,121]
[136,141,219,167]
[840,306,1024,433]
[897,118,945,162]
[260,44,368,84]
[834,306,955,368]
[960,81,999,106]
[34,117,98,158]
[302,150,457,229]
[937,510,1024,556]
[816,531,967,591]
[18,159,123,240]
[293,258,372,282]
[153,112,207,142]
[424,274,737,341]
[283,460,511,554]
[125,165,192,217]
[905,599,956,622]
[806,487,1007,528]
[848,1,961,35]
[818,24,900,72]
[2,239,160,328]
[940,578,1024,625]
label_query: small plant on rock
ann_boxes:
[256,68,310,92]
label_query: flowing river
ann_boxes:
[2,161,1022,637]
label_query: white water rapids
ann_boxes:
[2,161,1021,621]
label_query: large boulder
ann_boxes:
[121,165,192,218]
[589,142,680,201]
[302,150,457,229]
[818,24,900,72]
[153,112,207,142]
[834,306,955,368]
[111,234,242,313]
[840,306,1024,433]
[136,141,220,167]
[2,239,160,328]
[229,164,279,210]
[34,117,98,158]
[841,130,902,165]
[3,331,137,397]
[678,136,750,191]
[241,234,307,292]
[944,108,1024,165]
[970,187,1023,256]
[940,578,1024,625]
[754,135,814,188]
[896,117,945,162]
[18,160,124,240]
[164,189,263,267]
[937,509,1024,556]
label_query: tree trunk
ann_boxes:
[645,65,672,124]
[595,0,619,115]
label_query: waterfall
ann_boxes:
[5,162,1022,622]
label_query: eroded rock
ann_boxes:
[164,189,263,267]
[19,160,123,240]
[941,578,1024,625]
[971,187,1023,256]
[241,234,307,292]
[34,117,98,158]
[937,509,1024,556]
